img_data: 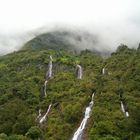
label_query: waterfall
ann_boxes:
[126,111,129,117]
[46,55,53,79]
[72,93,94,140]
[36,56,53,126]
[44,80,48,96]
[102,67,105,75]
[36,109,42,121]
[120,101,129,117]
[44,56,53,96]
[76,65,83,79]
[39,104,52,124]
[121,101,125,113]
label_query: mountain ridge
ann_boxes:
[22,29,111,56]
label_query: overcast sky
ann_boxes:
[0,0,140,54]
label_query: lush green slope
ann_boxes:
[0,44,140,140]
[87,45,140,140]
[0,47,102,140]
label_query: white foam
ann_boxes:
[72,93,94,140]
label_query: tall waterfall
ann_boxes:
[76,65,83,79]
[44,56,53,96]
[36,56,53,126]
[46,55,53,79]
[72,93,95,140]
[120,101,129,117]
[39,104,52,124]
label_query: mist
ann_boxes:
[0,0,140,55]
[0,23,140,56]
[0,33,34,55]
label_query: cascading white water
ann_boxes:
[126,111,129,117]
[44,56,53,96]
[72,93,94,140]
[39,104,52,124]
[76,65,83,79]
[44,80,48,96]
[102,67,105,75]
[124,111,129,117]
[47,55,53,79]
[120,101,129,117]
[36,56,53,126]
[121,101,125,113]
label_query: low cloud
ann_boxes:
[0,33,34,55]
[0,0,140,55]
[0,23,140,56]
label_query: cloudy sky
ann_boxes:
[0,0,140,54]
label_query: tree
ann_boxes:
[26,126,42,140]
[8,135,27,140]
[116,44,128,52]
[0,133,8,140]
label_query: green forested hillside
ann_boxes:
[0,42,140,140]
[87,46,140,140]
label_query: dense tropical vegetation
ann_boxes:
[0,32,140,140]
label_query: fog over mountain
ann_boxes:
[0,0,140,55]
